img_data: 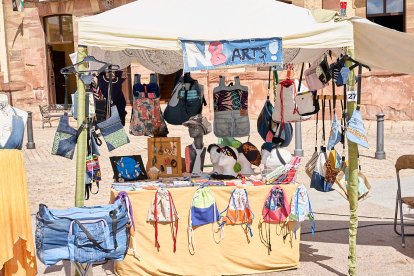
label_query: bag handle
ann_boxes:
[168,191,178,253]
[267,67,271,99]
[356,64,362,110]
[297,63,304,92]
[275,147,287,166]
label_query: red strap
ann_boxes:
[154,191,160,249]
[292,83,299,115]
[168,191,178,252]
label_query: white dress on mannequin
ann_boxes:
[0,94,27,148]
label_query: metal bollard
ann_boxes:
[26,111,36,149]
[294,122,304,157]
[375,113,386,159]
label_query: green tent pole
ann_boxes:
[75,45,88,208]
[346,48,359,276]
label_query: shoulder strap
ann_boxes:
[153,190,160,249]
[168,191,178,253]
[275,147,286,166]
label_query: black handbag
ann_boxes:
[164,75,206,125]
[94,98,107,123]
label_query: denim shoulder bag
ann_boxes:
[97,106,130,151]
[51,114,85,159]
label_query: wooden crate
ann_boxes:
[147,137,182,177]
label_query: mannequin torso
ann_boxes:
[0,95,28,149]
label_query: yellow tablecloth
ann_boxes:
[110,184,300,276]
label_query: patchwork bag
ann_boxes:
[51,114,84,159]
[97,106,130,151]
[296,91,320,116]
[85,154,101,200]
[147,188,179,252]
[188,187,220,254]
[219,188,254,238]
[310,149,333,192]
[262,186,290,224]
[213,76,250,137]
[35,198,131,265]
[130,84,169,137]
[261,185,291,254]
[164,77,205,125]
[289,184,315,238]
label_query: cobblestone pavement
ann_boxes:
[23,112,414,275]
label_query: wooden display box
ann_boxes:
[147,137,182,177]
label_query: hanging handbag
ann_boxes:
[164,74,206,125]
[317,54,332,84]
[85,154,101,200]
[97,106,130,151]
[130,82,169,137]
[296,91,320,116]
[35,198,131,265]
[213,76,250,137]
[51,114,85,159]
[257,68,274,141]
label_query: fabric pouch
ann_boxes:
[347,110,369,148]
[51,114,82,159]
[305,64,326,91]
[327,113,342,150]
[97,106,130,151]
[296,91,320,116]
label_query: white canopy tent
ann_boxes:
[74,1,414,275]
[78,0,414,74]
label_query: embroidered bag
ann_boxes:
[97,106,130,151]
[147,188,179,252]
[219,188,254,238]
[289,184,315,238]
[188,187,220,254]
[164,74,206,125]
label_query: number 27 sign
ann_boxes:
[180,37,283,72]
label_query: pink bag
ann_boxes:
[305,63,326,91]
[262,186,291,223]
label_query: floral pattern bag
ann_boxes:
[97,106,130,151]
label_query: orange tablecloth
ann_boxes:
[110,184,300,276]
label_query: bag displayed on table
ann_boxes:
[164,74,206,125]
[51,114,84,159]
[130,82,169,137]
[289,184,315,238]
[97,106,130,151]
[296,91,320,116]
[35,198,131,265]
[213,76,250,137]
[188,186,220,254]
[219,188,254,238]
[262,186,290,224]
[147,188,179,252]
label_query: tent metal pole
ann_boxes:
[346,48,359,276]
[75,45,88,208]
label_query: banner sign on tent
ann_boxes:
[180,38,283,71]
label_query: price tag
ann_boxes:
[167,167,173,175]
[347,90,357,102]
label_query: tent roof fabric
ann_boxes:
[77,0,414,74]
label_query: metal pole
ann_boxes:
[294,122,304,156]
[346,48,359,276]
[375,113,386,159]
[26,111,35,149]
[75,46,88,208]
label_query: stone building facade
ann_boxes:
[0,0,413,120]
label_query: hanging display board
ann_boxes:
[181,37,283,71]
[147,137,182,177]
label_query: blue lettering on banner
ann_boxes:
[180,37,283,72]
